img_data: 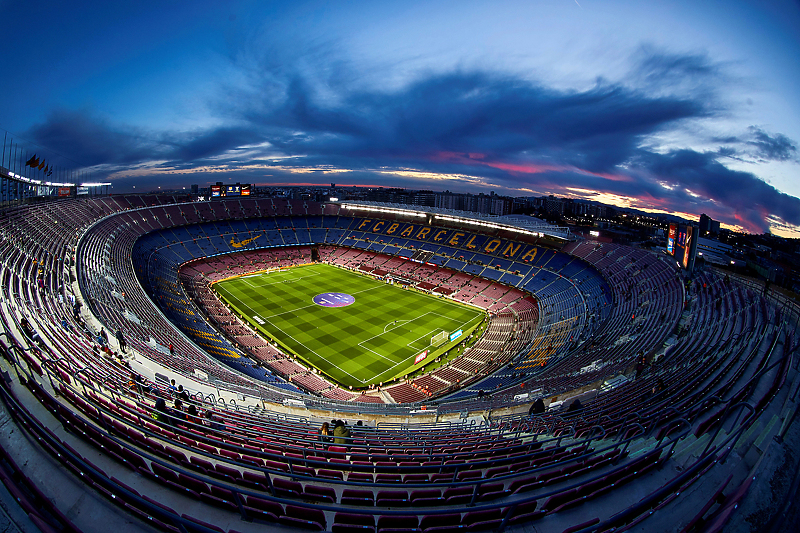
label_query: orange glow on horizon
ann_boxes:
[104,158,800,238]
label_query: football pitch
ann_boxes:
[212,263,485,388]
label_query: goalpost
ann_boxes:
[431,330,448,347]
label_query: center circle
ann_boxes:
[313,292,355,307]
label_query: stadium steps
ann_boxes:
[670,395,787,471]
[668,413,771,469]
[378,390,395,403]
[599,373,629,393]
[672,432,714,467]
[731,412,785,471]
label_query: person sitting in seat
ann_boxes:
[566,398,583,415]
[319,422,332,444]
[19,318,43,346]
[128,372,152,395]
[152,398,172,425]
[204,410,224,432]
[529,398,545,415]
[333,420,351,445]
[172,399,186,423]
[176,385,190,402]
[186,405,201,426]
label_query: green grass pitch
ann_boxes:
[212,263,485,388]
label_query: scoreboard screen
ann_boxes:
[667,224,676,255]
[666,223,697,271]
[211,183,250,197]
[682,225,694,269]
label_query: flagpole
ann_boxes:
[1,132,6,169]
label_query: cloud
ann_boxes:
[23,47,800,237]
[631,148,800,233]
[630,47,726,99]
[164,126,266,165]
[711,127,799,163]
[27,109,160,167]
[746,126,797,162]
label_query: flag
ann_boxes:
[26,154,39,167]
[38,160,46,170]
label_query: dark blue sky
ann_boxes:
[2,0,799,236]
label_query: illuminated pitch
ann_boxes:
[213,263,485,388]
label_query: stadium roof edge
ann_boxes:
[331,200,573,241]
[1,165,76,187]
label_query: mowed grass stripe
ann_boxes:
[214,263,484,388]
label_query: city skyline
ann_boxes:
[2,1,799,237]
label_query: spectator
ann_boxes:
[177,385,190,402]
[169,343,174,355]
[172,399,186,423]
[529,398,545,415]
[635,354,647,378]
[566,398,583,414]
[152,398,172,425]
[116,329,127,352]
[99,328,109,344]
[19,318,43,346]
[128,372,151,395]
[20,318,33,338]
[186,405,201,426]
[319,422,332,444]
[333,420,351,445]
[204,411,224,431]
[644,379,667,403]
[167,379,177,395]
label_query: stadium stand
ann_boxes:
[0,195,797,533]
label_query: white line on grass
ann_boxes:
[261,284,383,319]
[406,329,440,351]
[263,317,368,385]
[368,314,483,383]
[249,270,322,287]
[358,312,435,346]
[358,345,402,364]
[383,320,410,333]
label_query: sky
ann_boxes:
[1,0,799,237]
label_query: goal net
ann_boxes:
[431,330,448,347]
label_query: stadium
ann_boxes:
[0,192,798,533]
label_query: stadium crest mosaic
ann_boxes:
[313,292,356,307]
